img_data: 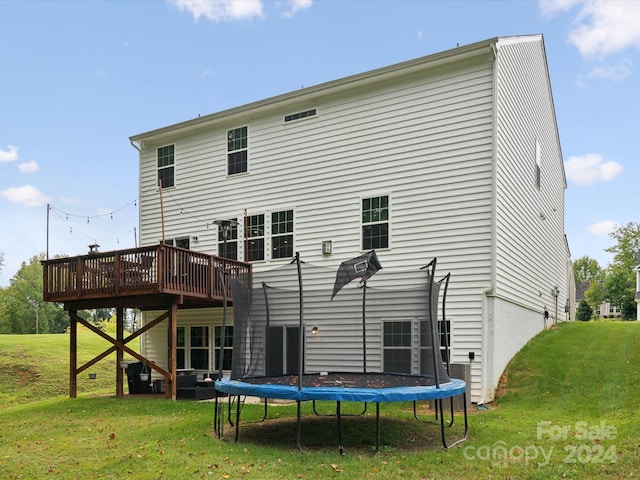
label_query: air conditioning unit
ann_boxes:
[430,363,471,411]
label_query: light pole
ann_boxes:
[213,219,237,258]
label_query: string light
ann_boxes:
[49,199,137,221]
[49,199,138,249]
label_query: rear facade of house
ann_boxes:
[131,35,569,404]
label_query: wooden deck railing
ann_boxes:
[42,245,251,304]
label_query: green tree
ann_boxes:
[605,264,636,320]
[0,254,69,333]
[604,222,639,320]
[576,299,593,321]
[584,280,605,315]
[606,222,640,270]
[573,256,604,283]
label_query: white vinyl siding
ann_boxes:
[494,38,566,309]
[491,37,567,398]
[137,56,494,400]
[135,36,567,403]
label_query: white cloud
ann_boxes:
[17,161,38,173]
[587,220,619,236]
[58,196,82,205]
[1,185,50,207]
[169,0,264,22]
[539,0,582,18]
[0,145,18,163]
[588,60,632,81]
[564,153,623,185]
[542,0,640,58]
[281,0,312,19]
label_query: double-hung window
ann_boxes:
[190,326,209,370]
[176,326,209,370]
[217,221,238,260]
[383,320,412,374]
[438,319,451,363]
[177,326,186,369]
[246,214,265,261]
[271,210,294,259]
[227,127,248,175]
[157,145,175,188]
[362,195,389,250]
[215,325,234,371]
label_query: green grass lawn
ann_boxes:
[0,322,638,479]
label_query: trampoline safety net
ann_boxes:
[225,252,450,386]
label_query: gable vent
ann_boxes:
[284,108,317,123]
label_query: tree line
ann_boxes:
[0,253,139,334]
[574,222,639,321]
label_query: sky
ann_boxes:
[0,0,638,286]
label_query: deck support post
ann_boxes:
[116,307,124,397]
[169,303,178,400]
[70,310,77,398]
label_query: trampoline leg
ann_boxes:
[261,398,268,422]
[234,395,241,442]
[214,394,220,439]
[374,402,380,454]
[440,394,468,449]
[447,396,455,427]
[214,393,225,439]
[296,401,303,452]
[337,400,344,456]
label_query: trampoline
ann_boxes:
[214,252,468,453]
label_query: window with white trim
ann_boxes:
[227,127,248,175]
[190,326,209,370]
[383,320,412,374]
[215,325,234,371]
[177,326,186,369]
[157,145,175,188]
[362,195,389,250]
[176,326,210,370]
[438,319,451,363]
[217,222,238,260]
[246,214,265,262]
[271,210,294,259]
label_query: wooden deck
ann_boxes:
[42,245,251,400]
[42,244,251,310]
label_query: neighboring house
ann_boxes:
[129,35,570,404]
[575,281,624,320]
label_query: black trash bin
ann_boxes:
[125,361,151,394]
